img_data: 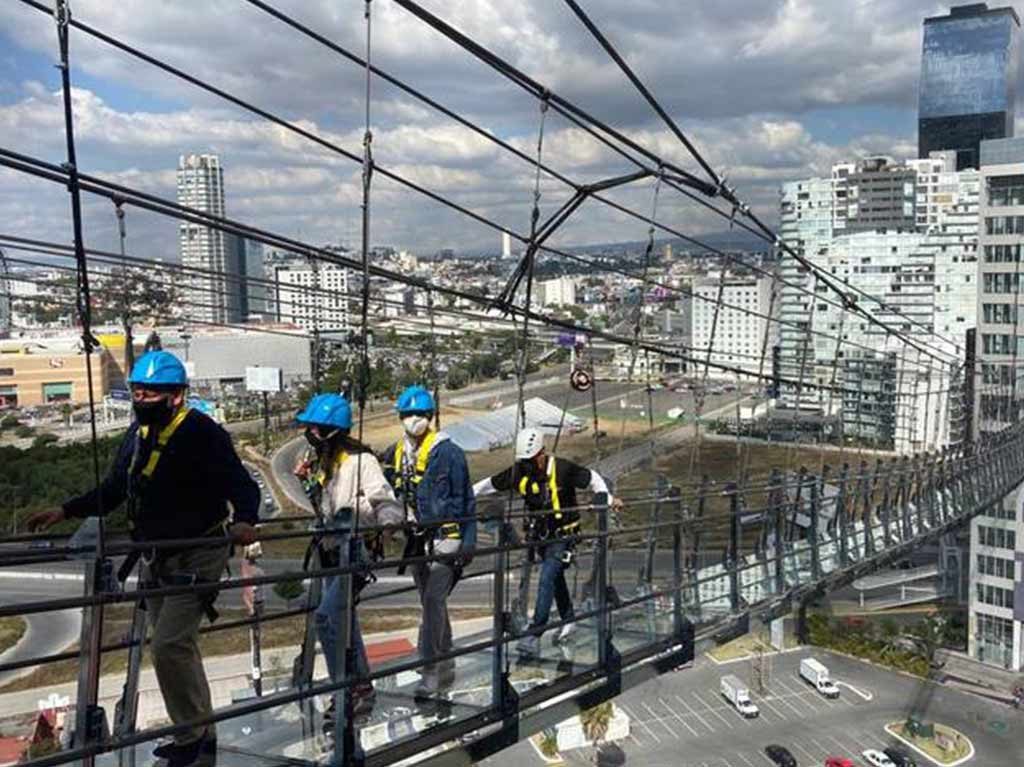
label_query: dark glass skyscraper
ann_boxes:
[919,3,1020,170]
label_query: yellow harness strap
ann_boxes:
[394,432,459,538]
[139,407,190,479]
[314,450,350,488]
[393,431,438,483]
[518,456,562,516]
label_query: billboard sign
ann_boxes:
[245,366,282,393]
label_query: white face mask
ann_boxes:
[402,415,430,438]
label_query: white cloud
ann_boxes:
[0,0,986,256]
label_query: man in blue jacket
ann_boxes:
[382,385,476,700]
[28,350,259,767]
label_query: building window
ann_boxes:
[976,583,1014,609]
[978,525,1017,550]
[0,368,12,377]
[42,382,72,403]
[988,175,1024,206]
[977,554,1015,578]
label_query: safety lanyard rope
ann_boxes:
[353,0,374,538]
[427,287,440,429]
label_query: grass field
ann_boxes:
[0,617,27,655]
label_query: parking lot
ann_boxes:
[484,649,1024,767]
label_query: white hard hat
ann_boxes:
[515,428,545,460]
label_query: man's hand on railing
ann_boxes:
[230,522,259,546]
[25,508,65,532]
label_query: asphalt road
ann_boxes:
[483,649,1023,767]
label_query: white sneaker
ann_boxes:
[555,621,576,645]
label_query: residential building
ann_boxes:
[274,255,350,333]
[539,276,577,308]
[968,136,1024,670]
[778,155,979,450]
[691,273,776,379]
[177,154,245,325]
[919,3,1020,170]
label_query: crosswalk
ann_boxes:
[617,677,891,767]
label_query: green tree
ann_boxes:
[580,701,614,749]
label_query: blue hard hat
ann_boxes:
[395,385,436,415]
[296,393,352,430]
[128,350,188,387]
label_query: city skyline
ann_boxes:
[0,1,1013,261]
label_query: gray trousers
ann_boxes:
[146,545,229,744]
[412,557,456,689]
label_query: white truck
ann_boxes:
[719,675,759,718]
[800,657,840,698]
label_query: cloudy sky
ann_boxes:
[0,0,1008,260]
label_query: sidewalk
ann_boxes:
[0,617,494,728]
[935,648,1022,702]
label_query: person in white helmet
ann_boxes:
[472,428,617,657]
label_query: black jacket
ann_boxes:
[64,409,260,541]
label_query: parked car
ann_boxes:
[825,758,854,767]
[763,745,796,767]
[882,747,917,767]
[862,749,896,767]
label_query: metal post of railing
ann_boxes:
[670,490,684,639]
[332,510,356,766]
[595,492,617,673]
[862,462,878,558]
[878,460,893,549]
[726,482,740,613]
[924,454,938,530]
[71,520,111,767]
[836,464,850,567]
[769,469,785,595]
[791,467,806,581]
[808,468,822,581]
[114,595,147,767]
[491,503,512,714]
[898,456,913,540]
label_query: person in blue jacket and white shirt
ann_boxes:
[381,385,477,700]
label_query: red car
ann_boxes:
[825,758,854,767]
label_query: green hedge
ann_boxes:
[807,614,931,678]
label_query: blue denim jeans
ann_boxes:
[531,539,575,629]
[315,543,369,683]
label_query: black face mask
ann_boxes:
[305,427,341,452]
[133,397,175,428]
[517,459,538,478]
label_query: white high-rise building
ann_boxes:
[539,276,576,308]
[274,258,350,333]
[968,137,1024,671]
[501,231,512,259]
[778,154,979,450]
[691,273,777,379]
[177,154,245,324]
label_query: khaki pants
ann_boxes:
[146,545,229,745]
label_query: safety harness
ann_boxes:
[394,432,461,540]
[306,449,380,594]
[117,407,226,623]
[395,433,464,582]
[518,457,581,540]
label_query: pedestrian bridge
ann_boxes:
[1,427,1021,767]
